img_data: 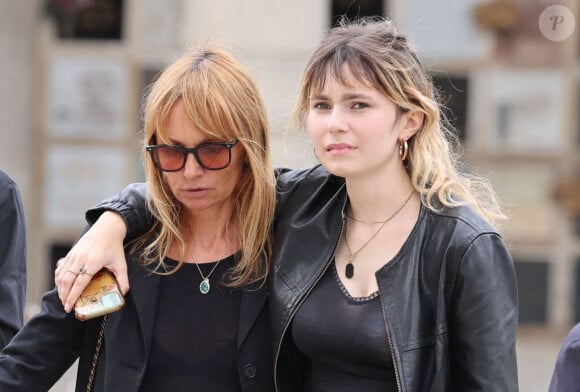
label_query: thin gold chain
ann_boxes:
[345,189,415,262]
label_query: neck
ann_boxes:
[177,209,239,263]
[345,169,416,222]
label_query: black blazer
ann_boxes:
[0,249,273,392]
[0,170,26,350]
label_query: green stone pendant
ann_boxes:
[199,279,210,294]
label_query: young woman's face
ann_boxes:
[158,99,245,217]
[307,70,407,179]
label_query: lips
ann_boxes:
[182,186,210,194]
[326,143,354,155]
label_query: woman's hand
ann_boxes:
[55,211,130,313]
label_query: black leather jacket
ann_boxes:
[87,165,519,392]
[271,166,518,392]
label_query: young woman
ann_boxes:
[56,18,519,391]
[0,45,275,392]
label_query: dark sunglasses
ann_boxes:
[146,140,239,172]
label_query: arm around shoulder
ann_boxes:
[86,182,152,240]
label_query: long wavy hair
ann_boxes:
[293,17,505,227]
[137,44,275,287]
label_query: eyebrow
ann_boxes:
[164,137,223,147]
[164,138,185,147]
[310,92,374,101]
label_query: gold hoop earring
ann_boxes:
[399,139,409,161]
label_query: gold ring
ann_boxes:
[66,269,79,276]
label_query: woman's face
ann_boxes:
[158,99,245,218]
[307,69,411,180]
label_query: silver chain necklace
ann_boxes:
[194,258,223,294]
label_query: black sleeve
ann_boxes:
[85,182,152,241]
[0,286,87,391]
[0,171,27,350]
[449,233,519,391]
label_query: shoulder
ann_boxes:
[0,171,22,209]
[419,203,511,277]
[0,170,16,192]
[275,165,341,189]
[274,165,345,214]
[423,203,498,243]
[557,324,580,359]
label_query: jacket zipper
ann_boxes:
[379,292,403,392]
[273,221,345,392]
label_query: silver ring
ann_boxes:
[78,266,93,277]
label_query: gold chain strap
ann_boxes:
[85,315,108,392]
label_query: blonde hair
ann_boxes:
[138,44,275,287]
[293,17,505,227]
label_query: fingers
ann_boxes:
[55,212,131,311]
[55,256,96,312]
[63,269,96,313]
[55,257,76,304]
[113,263,130,295]
[77,266,93,278]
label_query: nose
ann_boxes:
[325,107,347,133]
[182,152,204,177]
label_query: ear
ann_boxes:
[400,110,424,139]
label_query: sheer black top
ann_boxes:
[140,255,242,392]
[291,262,397,391]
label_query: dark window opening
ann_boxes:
[46,0,124,40]
[331,0,385,27]
[50,242,73,290]
[515,260,549,324]
[431,74,469,143]
[138,68,163,132]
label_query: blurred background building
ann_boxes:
[0,0,578,390]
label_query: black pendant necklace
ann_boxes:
[344,220,389,279]
[344,190,415,279]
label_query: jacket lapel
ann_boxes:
[237,284,268,349]
[127,258,161,359]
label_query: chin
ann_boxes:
[319,161,352,178]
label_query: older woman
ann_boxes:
[0,45,275,392]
